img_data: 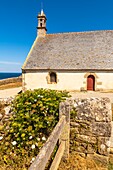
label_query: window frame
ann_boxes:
[50,72,57,84]
[47,72,57,84]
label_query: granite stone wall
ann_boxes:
[67,97,112,168]
[0,98,13,130]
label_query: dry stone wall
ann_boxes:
[67,97,112,168]
[0,98,13,131]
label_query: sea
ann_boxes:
[0,72,21,80]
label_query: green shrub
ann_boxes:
[108,161,113,170]
[0,89,70,169]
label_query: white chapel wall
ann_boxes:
[22,71,113,91]
[96,72,113,90]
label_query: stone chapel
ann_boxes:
[22,9,113,91]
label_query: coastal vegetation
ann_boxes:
[0,82,22,90]
[0,76,22,90]
[0,89,69,170]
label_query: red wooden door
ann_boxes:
[87,75,95,91]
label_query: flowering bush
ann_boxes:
[0,89,70,169]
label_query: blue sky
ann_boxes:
[0,0,113,72]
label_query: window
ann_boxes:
[50,72,57,83]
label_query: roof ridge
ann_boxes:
[46,30,113,36]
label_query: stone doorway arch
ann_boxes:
[87,75,95,91]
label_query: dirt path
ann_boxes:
[0,88,113,102]
[0,87,22,99]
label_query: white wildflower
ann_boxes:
[34,99,37,102]
[31,144,35,149]
[74,103,77,107]
[32,157,35,161]
[29,136,33,140]
[35,142,38,147]
[37,137,40,141]
[30,157,35,163]
[12,141,17,146]
[42,136,46,141]
[0,136,3,140]
[38,95,41,97]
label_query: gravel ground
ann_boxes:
[0,88,113,102]
[70,91,113,103]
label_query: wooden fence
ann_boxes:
[29,102,70,170]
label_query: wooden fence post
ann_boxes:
[59,101,70,160]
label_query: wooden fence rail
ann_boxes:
[29,101,70,170]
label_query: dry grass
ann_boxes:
[0,82,22,90]
[58,153,107,170]
[100,90,113,93]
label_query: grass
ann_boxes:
[58,153,108,170]
[0,82,22,90]
[100,90,113,93]
[108,162,113,170]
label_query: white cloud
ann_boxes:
[0,61,22,65]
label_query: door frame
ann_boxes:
[84,73,98,91]
[87,75,95,91]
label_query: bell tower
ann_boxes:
[37,9,47,37]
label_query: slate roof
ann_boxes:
[22,30,113,70]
